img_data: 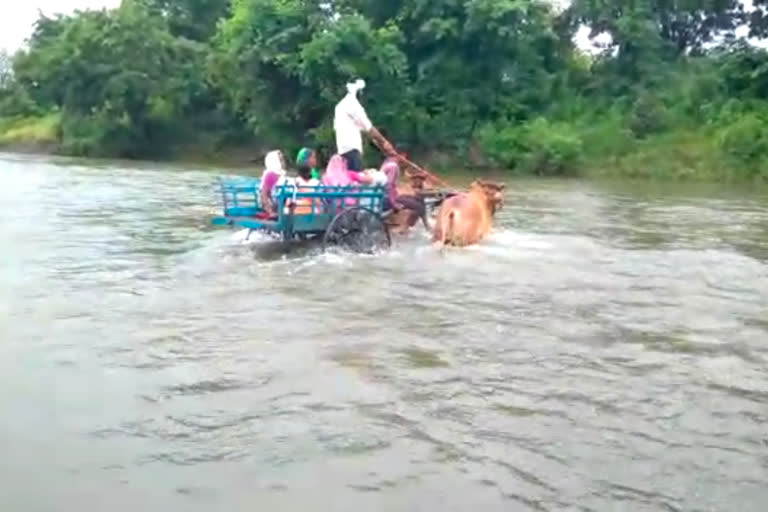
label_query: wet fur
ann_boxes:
[432,180,505,248]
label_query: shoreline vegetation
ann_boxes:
[2,1,768,183]
[2,113,765,184]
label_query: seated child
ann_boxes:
[296,147,321,182]
[379,156,429,229]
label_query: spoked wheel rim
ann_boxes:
[322,207,391,254]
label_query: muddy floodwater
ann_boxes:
[2,152,768,511]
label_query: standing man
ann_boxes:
[333,78,394,171]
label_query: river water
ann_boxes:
[2,152,768,511]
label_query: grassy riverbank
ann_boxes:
[0,114,60,154]
[582,127,766,183]
[3,112,766,184]
[0,113,255,166]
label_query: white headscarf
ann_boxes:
[264,150,285,175]
[346,79,366,96]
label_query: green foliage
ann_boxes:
[715,40,768,100]
[0,86,42,118]
[0,50,43,118]
[570,0,745,57]
[8,3,220,158]
[399,0,566,147]
[1,0,768,182]
[131,0,230,41]
[0,113,60,147]
[208,0,321,146]
[578,109,636,161]
[479,118,583,176]
[627,94,669,139]
[208,0,411,150]
[587,130,727,181]
[717,112,768,179]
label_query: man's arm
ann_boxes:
[366,126,396,156]
[368,126,393,151]
[350,98,395,155]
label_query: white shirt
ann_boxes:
[334,92,373,155]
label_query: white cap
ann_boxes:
[346,79,366,95]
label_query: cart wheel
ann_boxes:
[322,207,391,254]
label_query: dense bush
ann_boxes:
[627,94,670,139]
[717,112,768,179]
[1,0,768,182]
[478,118,584,176]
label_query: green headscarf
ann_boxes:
[296,147,319,179]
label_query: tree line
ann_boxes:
[2,0,768,180]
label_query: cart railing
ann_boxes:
[217,177,262,217]
[216,177,387,233]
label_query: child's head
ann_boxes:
[296,147,317,180]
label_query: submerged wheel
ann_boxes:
[322,207,391,254]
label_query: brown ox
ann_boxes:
[432,180,505,248]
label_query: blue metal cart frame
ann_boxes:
[211,177,392,253]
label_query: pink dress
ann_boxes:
[380,158,400,206]
[322,155,366,207]
[261,170,281,197]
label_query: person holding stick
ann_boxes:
[333,79,395,171]
[333,78,455,194]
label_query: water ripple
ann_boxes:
[2,157,768,510]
